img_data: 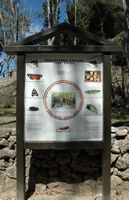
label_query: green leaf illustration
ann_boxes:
[85,90,101,94]
[86,104,98,114]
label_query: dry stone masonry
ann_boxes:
[0,126,129,199]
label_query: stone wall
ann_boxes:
[0,126,129,199]
[111,126,129,189]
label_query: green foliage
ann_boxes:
[67,0,124,39]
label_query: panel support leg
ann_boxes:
[17,147,25,200]
[16,54,25,200]
[102,146,111,200]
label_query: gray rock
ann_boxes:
[118,168,129,180]
[121,181,129,190]
[0,147,16,159]
[8,135,16,143]
[111,127,118,133]
[0,129,11,139]
[111,133,116,139]
[34,183,47,193]
[116,153,129,170]
[0,159,8,170]
[119,140,129,154]
[111,175,123,189]
[112,168,119,176]
[47,182,59,190]
[6,165,16,179]
[116,128,128,137]
[25,155,31,167]
[26,166,30,177]
[8,142,15,150]
[0,138,9,147]
[111,154,119,165]
[111,137,116,147]
[10,128,16,136]
[111,140,120,154]
[94,193,102,200]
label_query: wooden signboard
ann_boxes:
[5,22,120,200]
[24,54,104,143]
[15,52,111,200]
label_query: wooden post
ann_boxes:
[102,54,111,200]
[16,54,25,200]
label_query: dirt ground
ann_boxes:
[0,181,129,200]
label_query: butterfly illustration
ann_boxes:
[32,88,38,96]
[30,60,38,67]
[29,106,39,111]
[27,74,42,80]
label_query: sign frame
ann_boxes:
[16,51,111,200]
[24,53,104,143]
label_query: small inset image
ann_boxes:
[29,106,39,111]
[32,88,38,97]
[56,126,70,132]
[84,71,101,82]
[27,74,42,80]
[51,92,76,110]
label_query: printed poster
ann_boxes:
[24,54,103,142]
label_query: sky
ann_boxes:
[25,0,66,36]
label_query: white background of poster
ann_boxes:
[24,54,103,142]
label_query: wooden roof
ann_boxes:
[15,22,111,46]
[5,23,123,53]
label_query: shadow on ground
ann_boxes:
[26,149,102,199]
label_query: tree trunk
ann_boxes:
[0,12,7,45]
[47,0,61,45]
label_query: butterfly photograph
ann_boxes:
[27,74,43,80]
[31,88,39,97]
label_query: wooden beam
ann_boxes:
[5,45,123,54]
[24,141,104,150]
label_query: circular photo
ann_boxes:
[44,80,83,120]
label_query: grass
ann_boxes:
[0,105,16,128]
[0,105,16,116]
[111,106,129,125]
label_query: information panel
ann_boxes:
[24,54,103,142]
